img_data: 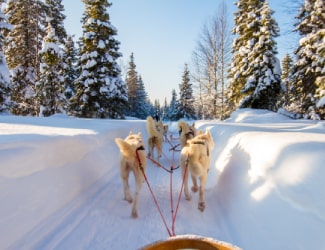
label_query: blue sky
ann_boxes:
[62,0,299,104]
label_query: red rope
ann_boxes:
[137,149,173,237]
[136,146,188,237]
[140,166,174,237]
[147,156,171,173]
[172,161,188,235]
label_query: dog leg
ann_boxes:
[198,201,205,212]
[181,160,191,201]
[147,138,152,158]
[157,144,162,162]
[198,174,208,212]
[122,178,132,203]
[191,174,199,193]
[131,173,143,218]
[131,191,139,218]
[120,166,132,203]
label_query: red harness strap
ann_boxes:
[136,148,189,237]
[136,148,173,237]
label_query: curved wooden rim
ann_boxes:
[140,234,242,250]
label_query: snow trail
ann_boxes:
[1,111,325,249]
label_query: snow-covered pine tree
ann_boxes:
[125,53,137,117]
[62,35,78,100]
[229,0,281,112]
[69,0,127,118]
[290,0,325,119]
[161,97,169,120]
[178,63,196,120]
[315,76,325,119]
[280,53,293,107]
[45,0,67,44]
[228,0,251,111]
[5,0,47,116]
[135,75,151,119]
[0,0,12,113]
[36,0,68,116]
[37,20,66,116]
[168,89,180,121]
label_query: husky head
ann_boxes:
[115,132,145,159]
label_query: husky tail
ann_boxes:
[115,138,134,159]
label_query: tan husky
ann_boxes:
[180,128,214,212]
[146,116,163,161]
[115,132,146,218]
[178,120,197,148]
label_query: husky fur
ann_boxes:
[146,116,163,161]
[115,132,146,218]
[180,128,214,212]
[178,120,197,148]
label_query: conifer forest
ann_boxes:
[0,0,324,120]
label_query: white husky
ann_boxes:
[146,116,163,161]
[180,128,214,212]
[115,132,146,218]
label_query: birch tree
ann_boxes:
[192,1,231,119]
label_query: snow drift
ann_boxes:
[0,109,324,250]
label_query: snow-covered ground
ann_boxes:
[0,109,324,250]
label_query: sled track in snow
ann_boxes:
[10,168,120,249]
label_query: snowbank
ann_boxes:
[0,109,324,249]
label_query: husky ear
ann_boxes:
[129,131,133,135]
[138,132,142,137]
[192,122,195,127]
[115,138,133,158]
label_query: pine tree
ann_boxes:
[315,76,325,119]
[125,53,137,117]
[168,89,180,121]
[290,0,325,119]
[45,0,67,44]
[37,21,66,116]
[227,0,251,110]
[69,0,127,118]
[5,0,47,115]
[0,0,12,112]
[134,75,150,119]
[36,0,68,116]
[161,97,168,120]
[280,53,293,106]
[228,0,281,112]
[62,35,78,100]
[178,64,196,119]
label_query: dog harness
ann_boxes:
[191,140,209,157]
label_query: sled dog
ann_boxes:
[115,132,146,218]
[178,120,197,148]
[163,123,169,142]
[180,128,214,212]
[146,116,163,161]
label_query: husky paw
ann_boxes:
[125,196,133,203]
[198,202,205,212]
[131,209,138,218]
[185,194,192,201]
[191,186,198,192]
